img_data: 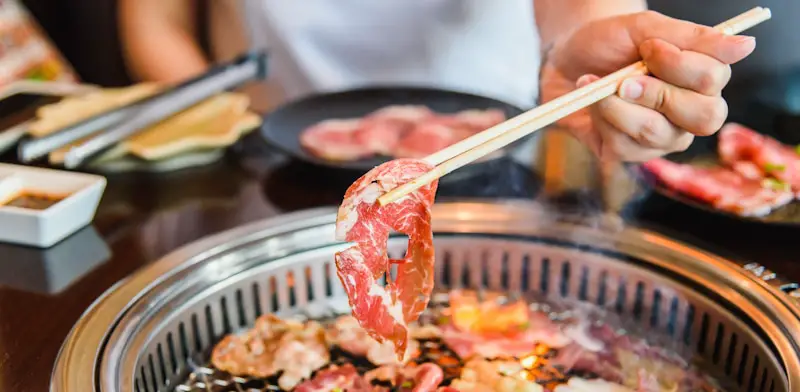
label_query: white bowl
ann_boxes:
[0,164,106,247]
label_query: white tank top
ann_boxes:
[209,0,542,111]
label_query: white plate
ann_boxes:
[0,164,106,247]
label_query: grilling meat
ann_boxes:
[365,363,444,392]
[328,315,422,365]
[210,315,329,390]
[450,358,544,392]
[334,159,438,360]
[442,291,573,360]
[299,105,506,161]
[295,364,373,392]
[207,290,725,392]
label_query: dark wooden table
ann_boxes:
[1,138,798,391]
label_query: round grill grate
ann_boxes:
[51,202,800,392]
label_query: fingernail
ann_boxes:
[732,35,756,45]
[619,79,643,100]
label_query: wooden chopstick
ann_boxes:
[377,7,771,206]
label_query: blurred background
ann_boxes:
[20,0,800,93]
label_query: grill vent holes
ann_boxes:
[559,262,570,298]
[578,266,589,301]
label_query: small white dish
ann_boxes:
[0,164,106,248]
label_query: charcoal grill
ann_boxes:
[51,201,800,392]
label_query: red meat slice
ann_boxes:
[294,364,372,392]
[441,316,572,360]
[300,119,374,161]
[355,118,411,156]
[355,105,434,155]
[718,123,800,192]
[369,105,435,123]
[334,159,438,360]
[365,363,445,392]
[393,123,456,158]
[643,158,794,217]
[452,108,506,132]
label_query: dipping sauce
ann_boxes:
[4,191,64,210]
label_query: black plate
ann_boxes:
[638,134,800,226]
[259,86,526,172]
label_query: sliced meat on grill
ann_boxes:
[393,123,457,159]
[327,315,423,365]
[552,377,634,392]
[334,159,438,360]
[365,363,444,392]
[294,364,373,392]
[643,158,794,217]
[299,119,373,161]
[443,291,571,360]
[210,315,329,389]
[441,321,571,360]
[718,123,800,193]
[368,338,421,366]
[450,358,544,392]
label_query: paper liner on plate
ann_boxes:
[29,83,161,138]
[36,84,261,170]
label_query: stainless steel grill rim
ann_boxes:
[51,201,800,392]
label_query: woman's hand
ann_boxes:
[540,11,757,162]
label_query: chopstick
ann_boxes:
[377,6,772,206]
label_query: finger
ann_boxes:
[593,110,674,162]
[617,75,728,136]
[596,92,694,151]
[640,38,731,96]
[626,11,756,64]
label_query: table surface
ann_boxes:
[1,135,799,392]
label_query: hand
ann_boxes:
[539,11,757,162]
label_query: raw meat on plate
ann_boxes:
[643,158,794,217]
[299,105,507,161]
[299,119,373,161]
[393,123,458,159]
[718,123,800,194]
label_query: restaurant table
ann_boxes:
[1,133,798,391]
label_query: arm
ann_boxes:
[118,0,209,83]
[534,0,647,49]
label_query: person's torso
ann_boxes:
[208,0,541,110]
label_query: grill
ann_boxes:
[51,201,800,392]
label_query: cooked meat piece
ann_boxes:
[365,363,444,392]
[294,364,373,392]
[450,358,543,392]
[210,315,329,389]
